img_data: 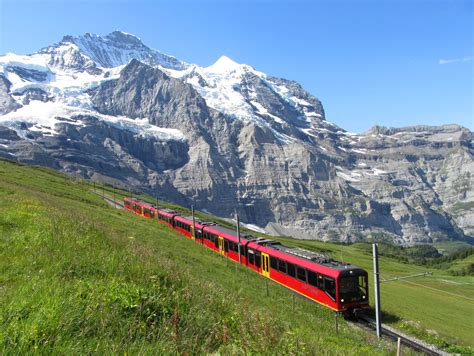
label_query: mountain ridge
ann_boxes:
[0,31,472,245]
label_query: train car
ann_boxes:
[123,198,145,215]
[123,197,134,212]
[173,215,210,240]
[156,208,177,228]
[196,225,368,313]
[141,202,155,218]
[253,242,369,313]
[124,198,156,218]
[201,225,245,263]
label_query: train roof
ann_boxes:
[156,208,178,215]
[174,215,192,223]
[203,224,255,243]
[268,244,361,271]
[125,198,154,209]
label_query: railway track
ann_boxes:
[93,191,124,209]
[356,313,447,355]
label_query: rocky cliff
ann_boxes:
[0,31,472,245]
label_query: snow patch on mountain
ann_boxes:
[0,100,186,141]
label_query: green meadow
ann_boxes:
[0,159,472,354]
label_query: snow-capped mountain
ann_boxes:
[0,31,472,245]
[0,30,329,146]
[39,31,186,72]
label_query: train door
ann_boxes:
[191,225,195,240]
[261,253,270,278]
[218,236,225,255]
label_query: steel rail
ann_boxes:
[356,313,447,355]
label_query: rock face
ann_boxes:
[0,31,472,245]
[0,76,21,115]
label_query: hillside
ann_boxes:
[1,31,473,245]
[1,159,473,354]
[0,159,392,354]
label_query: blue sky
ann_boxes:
[0,0,472,132]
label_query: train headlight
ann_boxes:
[362,295,366,299]
[340,298,344,303]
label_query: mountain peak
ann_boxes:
[207,55,242,73]
[105,31,143,45]
[38,31,186,71]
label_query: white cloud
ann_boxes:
[438,56,473,65]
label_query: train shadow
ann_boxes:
[363,308,401,323]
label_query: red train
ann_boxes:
[123,197,369,314]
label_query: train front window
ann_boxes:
[339,274,367,303]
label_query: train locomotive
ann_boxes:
[123,197,369,315]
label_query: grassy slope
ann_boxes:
[99,176,474,351]
[0,159,393,354]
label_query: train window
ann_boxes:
[278,260,287,274]
[317,274,324,289]
[297,267,307,282]
[270,257,278,269]
[324,277,336,300]
[248,250,255,265]
[255,253,261,268]
[307,271,318,287]
[224,240,229,252]
[287,263,296,278]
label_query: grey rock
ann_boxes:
[0,76,21,115]
[12,87,52,105]
[1,34,472,246]
[7,66,49,82]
